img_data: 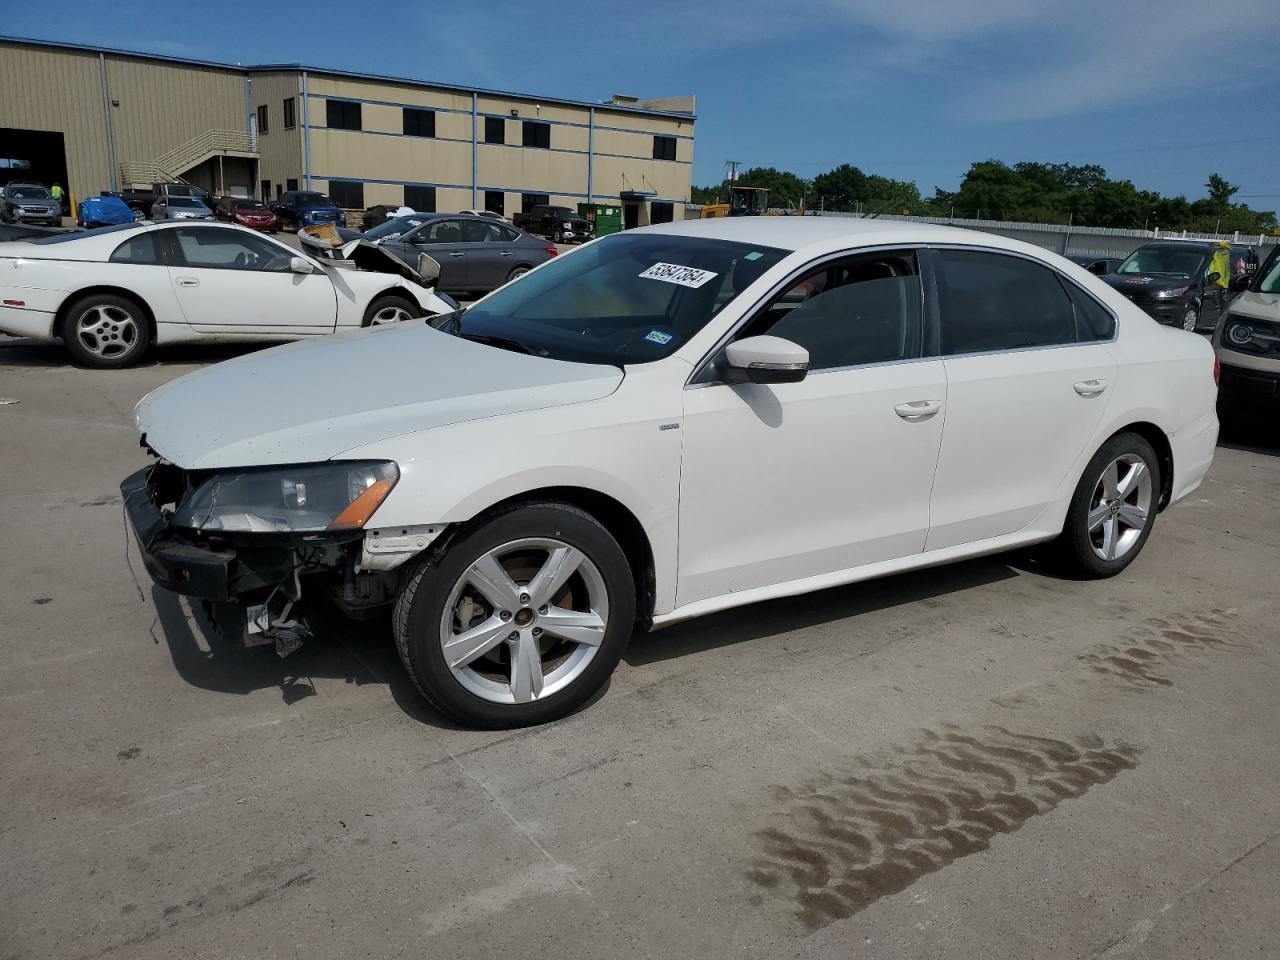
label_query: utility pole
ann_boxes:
[725,160,741,186]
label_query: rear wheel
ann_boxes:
[61,293,150,368]
[1049,432,1160,578]
[362,294,420,327]
[506,265,530,283]
[393,502,635,728]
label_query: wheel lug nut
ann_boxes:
[519,593,530,605]
[532,627,542,637]
[538,604,549,615]
[508,632,519,641]
[500,611,511,621]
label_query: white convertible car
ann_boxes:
[122,217,1219,728]
[0,221,452,367]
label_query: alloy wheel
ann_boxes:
[1087,453,1154,561]
[439,538,609,704]
[1182,306,1198,331]
[370,304,413,325]
[74,304,139,360]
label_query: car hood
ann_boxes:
[135,322,624,470]
[1226,290,1280,323]
[1103,273,1193,295]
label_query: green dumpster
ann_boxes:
[578,203,622,237]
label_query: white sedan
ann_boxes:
[123,217,1219,727]
[0,221,453,367]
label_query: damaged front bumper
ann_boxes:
[121,466,401,654]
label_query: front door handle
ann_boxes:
[1074,379,1109,398]
[499,251,514,257]
[175,277,200,287]
[448,252,465,258]
[894,400,942,421]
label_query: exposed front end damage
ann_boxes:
[121,462,441,656]
[298,223,442,288]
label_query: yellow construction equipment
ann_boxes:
[700,185,771,218]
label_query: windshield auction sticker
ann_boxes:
[638,262,719,288]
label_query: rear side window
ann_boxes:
[740,251,923,370]
[1062,281,1116,341]
[109,232,161,265]
[935,249,1077,355]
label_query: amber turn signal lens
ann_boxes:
[329,477,396,530]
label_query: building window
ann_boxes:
[484,190,505,216]
[256,104,269,136]
[286,178,298,192]
[326,99,362,131]
[283,97,296,130]
[404,185,436,212]
[276,184,283,200]
[521,120,550,149]
[329,181,364,209]
[260,179,271,202]
[521,192,550,213]
[484,116,505,144]
[403,107,435,138]
[652,135,677,161]
[650,201,674,224]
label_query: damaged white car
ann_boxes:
[123,218,1218,729]
[0,221,452,367]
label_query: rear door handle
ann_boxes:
[894,400,942,421]
[1074,379,1109,398]
[175,277,200,287]
[499,251,514,257]
[448,252,465,258]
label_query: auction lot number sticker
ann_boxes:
[639,262,719,288]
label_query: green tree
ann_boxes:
[811,164,869,212]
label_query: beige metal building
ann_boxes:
[0,35,695,226]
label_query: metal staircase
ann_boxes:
[119,129,258,187]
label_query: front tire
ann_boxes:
[1181,304,1199,331]
[1049,432,1161,578]
[362,294,421,327]
[61,293,150,368]
[393,502,635,728]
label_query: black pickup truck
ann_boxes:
[118,182,214,219]
[512,204,592,244]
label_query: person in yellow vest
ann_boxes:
[50,182,65,216]
[1208,241,1230,289]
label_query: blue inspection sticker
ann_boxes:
[644,329,675,346]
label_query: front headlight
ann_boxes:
[562,221,574,229]
[1154,286,1189,299]
[172,461,398,533]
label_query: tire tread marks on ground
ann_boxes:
[747,725,1139,932]
[1077,608,1243,688]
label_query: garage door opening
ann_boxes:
[0,128,69,197]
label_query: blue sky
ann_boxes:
[9,0,1279,216]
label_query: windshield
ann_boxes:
[1117,247,1206,278]
[457,233,787,364]
[9,186,51,199]
[165,185,202,198]
[549,207,576,219]
[235,201,269,211]
[1257,255,1280,294]
[296,193,334,206]
[366,215,428,239]
[168,197,203,208]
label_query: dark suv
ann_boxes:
[1103,240,1254,332]
[513,204,593,244]
[271,191,344,230]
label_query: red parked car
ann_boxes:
[214,197,279,233]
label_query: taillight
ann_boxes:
[543,244,558,257]
[1213,354,1220,386]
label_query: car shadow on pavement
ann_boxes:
[0,337,275,368]
[627,555,1022,667]
[149,585,463,729]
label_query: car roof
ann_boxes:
[638,215,1039,256]
[1,221,277,259]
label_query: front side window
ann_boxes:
[935,249,1078,355]
[458,233,787,364]
[522,120,550,149]
[735,251,923,370]
[171,227,294,272]
[109,232,162,265]
[415,219,463,244]
[326,99,362,131]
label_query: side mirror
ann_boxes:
[289,256,314,275]
[416,253,441,284]
[1205,271,1221,285]
[722,335,809,384]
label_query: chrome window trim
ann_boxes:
[686,243,928,387]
